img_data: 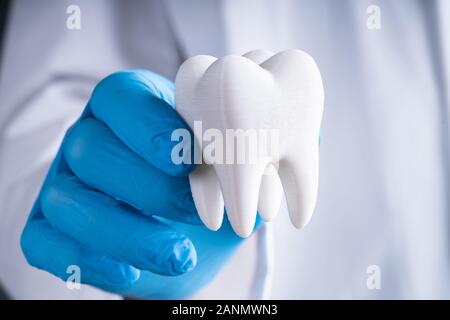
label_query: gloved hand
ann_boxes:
[20,70,250,299]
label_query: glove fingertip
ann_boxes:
[171,237,197,274]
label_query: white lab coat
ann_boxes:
[0,0,449,299]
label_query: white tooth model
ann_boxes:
[175,50,324,238]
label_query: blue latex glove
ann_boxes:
[20,70,250,299]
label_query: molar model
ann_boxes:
[175,50,324,237]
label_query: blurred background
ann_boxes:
[0,0,449,299]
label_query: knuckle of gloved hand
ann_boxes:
[19,217,63,273]
[90,70,143,112]
[62,118,96,171]
[96,70,139,91]
[20,224,38,267]
[39,175,70,223]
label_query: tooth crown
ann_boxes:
[175,50,324,238]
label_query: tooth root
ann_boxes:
[278,149,319,229]
[257,164,283,222]
[215,164,264,238]
[189,164,224,231]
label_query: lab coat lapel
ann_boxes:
[164,0,227,58]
